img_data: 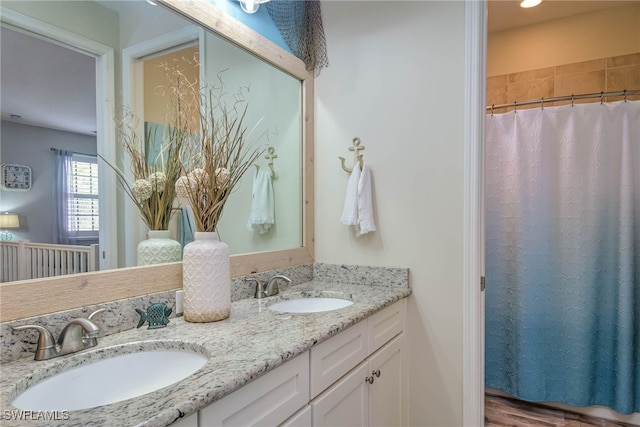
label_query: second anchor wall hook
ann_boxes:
[339,137,365,173]
[255,146,277,179]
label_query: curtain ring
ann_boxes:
[600,91,604,104]
[571,94,574,107]
[624,89,628,102]
[540,97,544,110]
[513,100,517,113]
[491,104,495,116]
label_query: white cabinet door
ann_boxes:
[281,405,311,427]
[369,334,404,427]
[310,334,405,427]
[311,361,370,427]
[199,352,309,426]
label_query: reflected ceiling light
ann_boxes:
[520,0,542,8]
[238,0,270,14]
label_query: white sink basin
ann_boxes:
[12,349,207,411]
[269,297,354,313]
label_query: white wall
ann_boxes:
[315,1,467,425]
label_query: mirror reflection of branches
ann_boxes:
[0,0,305,281]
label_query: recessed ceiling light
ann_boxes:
[520,0,542,8]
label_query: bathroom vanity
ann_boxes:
[1,265,410,427]
[199,298,405,427]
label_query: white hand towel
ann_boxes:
[340,163,361,226]
[340,162,376,235]
[356,163,376,235]
[246,168,275,234]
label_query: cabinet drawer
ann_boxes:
[367,299,405,354]
[199,352,309,426]
[310,320,368,399]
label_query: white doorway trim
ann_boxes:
[0,7,117,270]
[120,26,203,266]
[463,1,486,426]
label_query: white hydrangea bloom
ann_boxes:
[215,168,230,189]
[188,168,210,186]
[175,176,191,198]
[132,179,153,201]
[147,172,167,192]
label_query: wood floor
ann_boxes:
[485,394,637,427]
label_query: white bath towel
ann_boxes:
[246,168,275,234]
[341,163,376,236]
[357,163,376,235]
[340,163,361,226]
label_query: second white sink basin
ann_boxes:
[268,297,354,313]
[12,349,207,411]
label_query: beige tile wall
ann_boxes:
[487,52,640,112]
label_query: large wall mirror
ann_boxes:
[0,0,314,321]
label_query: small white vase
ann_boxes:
[137,230,182,266]
[182,231,231,322]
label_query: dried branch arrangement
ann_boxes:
[107,58,265,233]
[166,66,265,233]
[108,108,185,231]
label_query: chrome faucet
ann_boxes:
[12,308,105,361]
[248,275,292,299]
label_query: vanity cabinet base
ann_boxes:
[187,299,406,427]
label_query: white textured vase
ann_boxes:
[182,231,231,322]
[137,230,182,266]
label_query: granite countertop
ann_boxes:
[0,280,411,427]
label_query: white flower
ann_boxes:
[175,176,191,198]
[147,172,167,192]
[215,168,230,189]
[132,179,153,201]
[188,168,210,187]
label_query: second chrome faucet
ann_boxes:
[249,275,292,299]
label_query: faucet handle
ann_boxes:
[87,308,106,321]
[246,278,266,299]
[12,325,57,361]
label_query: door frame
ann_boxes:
[463,1,486,425]
[0,7,117,270]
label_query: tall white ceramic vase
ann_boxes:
[182,231,231,322]
[137,230,182,266]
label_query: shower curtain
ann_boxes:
[485,100,640,415]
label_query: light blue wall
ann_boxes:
[208,0,291,53]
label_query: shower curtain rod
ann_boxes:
[486,89,640,112]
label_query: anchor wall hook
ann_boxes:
[255,146,277,179]
[339,137,365,173]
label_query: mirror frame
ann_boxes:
[0,0,314,322]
